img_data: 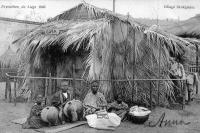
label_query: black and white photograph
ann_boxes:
[0,0,200,132]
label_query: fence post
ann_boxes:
[157,42,162,106]
[14,78,17,106]
[44,78,48,105]
[72,64,75,100]
[5,79,7,99]
[196,44,199,73]
[7,79,12,102]
[150,81,152,110]
[49,73,52,96]
[196,44,199,94]
[33,75,35,99]
[182,80,186,110]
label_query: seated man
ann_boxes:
[83,80,107,116]
[107,94,128,121]
[22,94,48,129]
[50,88,68,108]
[50,80,72,108]
[51,80,81,124]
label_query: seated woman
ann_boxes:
[107,94,128,121]
[22,94,48,129]
[83,80,107,116]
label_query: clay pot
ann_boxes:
[41,106,59,125]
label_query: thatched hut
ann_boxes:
[164,14,200,39]
[164,14,200,70]
[14,3,197,105]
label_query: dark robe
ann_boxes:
[22,103,48,129]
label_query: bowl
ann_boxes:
[128,113,149,124]
[128,106,151,124]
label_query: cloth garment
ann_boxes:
[86,111,121,130]
[83,92,107,115]
[170,62,186,79]
[50,90,68,108]
[170,62,186,103]
[185,73,200,101]
[22,103,48,129]
[194,73,200,95]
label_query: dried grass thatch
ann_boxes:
[0,46,19,68]
[14,2,197,105]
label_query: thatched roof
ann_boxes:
[164,14,200,39]
[50,2,141,27]
[14,2,199,105]
[0,46,19,68]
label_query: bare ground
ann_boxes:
[1,100,200,133]
[1,82,200,133]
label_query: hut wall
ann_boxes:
[30,68,45,99]
[56,54,89,99]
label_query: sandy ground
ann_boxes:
[1,100,200,133]
[1,82,200,133]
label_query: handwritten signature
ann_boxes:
[145,112,190,127]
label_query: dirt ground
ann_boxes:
[1,100,200,133]
[1,82,200,133]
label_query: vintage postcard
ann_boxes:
[0,0,200,133]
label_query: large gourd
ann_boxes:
[41,106,60,125]
[63,99,83,122]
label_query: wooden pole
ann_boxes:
[150,81,152,110]
[196,44,199,73]
[33,74,35,100]
[133,18,137,103]
[113,0,115,13]
[5,79,7,99]
[196,44,199,94]
[44,78,48,105]
[72,64,75,100]
[157,35,161,106]
[49,73,52,96]
[8,79,11,102]
[14,78,17,106]
[182,80,186,110]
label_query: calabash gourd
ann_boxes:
[63,99,83,122]
[41,106,60,125]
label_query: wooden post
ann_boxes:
[196,44,199,94]
[127,12,136,103]
[8,79,12,102]
[182,80,186,110]
[133,18,137,103]
[3,69,7,100]
[33,75,35,97]
[150,81,152,110]
[72,64,75,100]
[14,78,17,106]
[49,73,52,96]
[44,78,48,105]
[157,41,161,106]
[196,44,199,73]
[113,0,115,12]
[5,80,7,99]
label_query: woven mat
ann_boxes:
[34,121,87,133]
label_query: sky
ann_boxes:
[0,0,199,22]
